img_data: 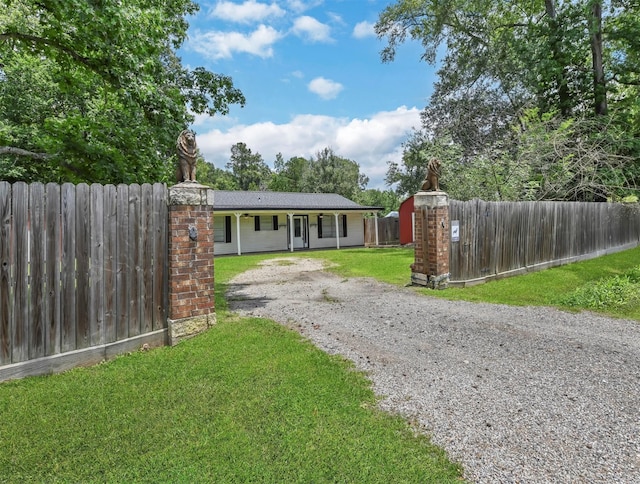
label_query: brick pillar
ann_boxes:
[411,191,450,289]
[167,183,216,345]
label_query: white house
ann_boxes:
[213,191,382,255]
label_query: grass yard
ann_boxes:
[0,249,462,483]
[2,245,638,482]
[247,245,640,321]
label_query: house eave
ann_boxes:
[214,207,383,214]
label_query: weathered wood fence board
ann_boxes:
[0,183,12,365]
[0,182,168,374]
[45,183,61,356]
[364,217,400,245]
[450,200,640,284]
[152,183,168,331]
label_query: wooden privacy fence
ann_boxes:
[364,217,399,246]
[449,199,640,284]
[0,182,168,380]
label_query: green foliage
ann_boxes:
[558,266,640,311]
[226,142,272,190]
[428,247,640,320]
[217,145,371,200]
[378,0,640,201]
[355,189,401,216]
[0,0,245,184]
[301,148,369,200]
[195,157,239,190]
[268,154,309,192]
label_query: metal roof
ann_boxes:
[213,190,382,212]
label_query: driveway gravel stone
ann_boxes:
[227,258,640,483]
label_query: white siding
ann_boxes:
[308,213,364,249]
[214,214,288,255]
[214,212,366,255]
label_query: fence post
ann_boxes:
[167,183,216,345]
[411,191,450,289]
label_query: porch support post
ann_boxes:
[288,213,294,252]
[234,213,242,255]
[374,215,379,247]
[334,212,340,249]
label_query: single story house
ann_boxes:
[212,190,382,255]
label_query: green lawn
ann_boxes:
[0,249,463,483]
[3,245,637,483]
[241,246,639,321]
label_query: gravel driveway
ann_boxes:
[227,258,640,483]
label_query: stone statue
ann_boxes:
[420,157,441,191]
[176,129,198,183]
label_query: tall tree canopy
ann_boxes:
[301,148,369,200]
[377,0,639,201]
[0,0,245,184]
[225,142,272,191]
[268,154,309,192]
[203,144,372,202]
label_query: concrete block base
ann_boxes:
[412,271,450,290]
[168,313,216,346]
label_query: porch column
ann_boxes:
[288,213,294,252]
[334,212,340,249]
[234,213,242,255]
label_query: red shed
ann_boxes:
[399,195,415,245]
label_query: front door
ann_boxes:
[292,216,308,249]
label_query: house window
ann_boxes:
[318,215,347,238]
[255,215,279,231]
[214,215,232,243]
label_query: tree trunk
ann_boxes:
[545,0,572,116]
[589,1,607,116]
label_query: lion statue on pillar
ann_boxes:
[176,129,198,183]
[420,157,441,191]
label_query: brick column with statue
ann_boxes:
[166,131,216,344]
[411,158,450,289]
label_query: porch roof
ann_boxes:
[213,190,381,212]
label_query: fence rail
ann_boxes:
[449,200,640,284]
[0,182,168,379]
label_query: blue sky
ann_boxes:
[180,0,438,189]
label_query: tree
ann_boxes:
[194,156,238,190]
[355,189,401,217]
[268,154,309,192]
[301,148,369,200]
[376,0,640,200]
[0,0,245,184]
[515,109,633,201]
[226,142,272,190]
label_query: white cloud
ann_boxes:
[353,21,375,39]
[308,77,343,100]
[193,106,421,189]
[189,25,282,59]
[291,16,332,42]
[286,0,324,13]
[327,12,345,25]
[210,0,285,23]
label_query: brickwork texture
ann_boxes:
[168,203,215,321]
